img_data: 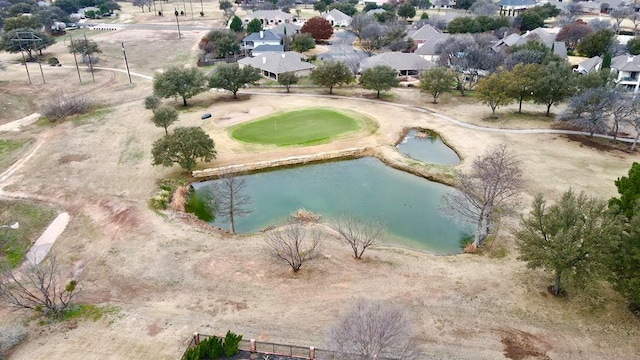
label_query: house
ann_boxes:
[270,23,301,37]
[238,51,315,80]
[611,55,640,92]
[252,44,284,57]
[243,10,294,27]
[242,30,282,52]
[491,28,567,59]
[323,9,352,27]
[497,0,537,16]
[360,52,434,76]
[408,24,449,62]
[576,55,640,92]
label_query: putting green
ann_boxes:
[230,108,365,146]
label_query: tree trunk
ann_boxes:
[553,272,562,295]
[612,122,619,140]
[164,126,168,135]
[286,85,290,93]
[182,97,187,106]
[432,95,438,104]
[232,90,238,99]
[329,85,333,94]
[546,103,552,117]
[518,95,523,113]
[229,213,235,234]
[631,132,639,151]
[376,90,380,98]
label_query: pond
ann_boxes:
[191,157,468,255]
[396,129,460,166]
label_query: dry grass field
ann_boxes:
[1,3,639,359]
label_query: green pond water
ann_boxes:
[192,157,468,254]
[396,129,460,166]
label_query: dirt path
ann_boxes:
[0,113,40,132]
[24,212,71,265]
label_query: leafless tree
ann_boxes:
[609,7,632,34]
[556,3,583,26]
[631,11,640,35]
[213,172,253,234]
[609,91,636,141]
[470,0,498,15]
[330,214,385,259]
[0,254,81,318]
[360,23,386,56]
[327,298,422,360]
[558,86,616,137]
[343,53,362,75]
[43,92,92,123]
[622,97,640,150]
[349,13,375,39]
[264,223,323,272]
[441,144,523,248]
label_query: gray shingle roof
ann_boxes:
[243,30,281,43]
[253,44,284,53]
[238,51,315,74]
[324,9,352,24]
[244,10,293,21]
[611,55,640,72]
[361,52,434,72]
[497,0,536,6]
[271,23,301,36]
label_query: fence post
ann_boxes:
[309,346,315,359]
[250,339,256,353]
[194,332,200,346]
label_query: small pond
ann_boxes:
[396,129,460,166]
[191,157,468,254]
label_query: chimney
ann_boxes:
[260,30,264,38]
[262,57,266,64]
[628,55,635,63]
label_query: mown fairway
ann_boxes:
[230,108,362,146]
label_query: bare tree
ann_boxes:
[0,254,81,318]
[631,11,640,35]
[609,7,632,34]
[330,214,385,259]
[558,86,616,137]
[264,223,323,272]
[327,298,421,360]
[623,97,640,150]
[360,23,386,56]
[441,144,523,249]
[213,172,253,234]
[609,91,635,141]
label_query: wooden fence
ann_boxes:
[182,333,398,360]
[191,147,368,178]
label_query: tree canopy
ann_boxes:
[531,61,574,116]
[359,65,399,98]
[420,66,455,104]
[0,28,55,60]
[208,64,261,99]
[516,190,622,296]
[474,72,513,117]
[301,16,333,42]
[609,162,640,220]
[310,61,353,94]
[153,66,206,106]
[576,29,615,58]
[152,106,179,135]
[151,126,216,171]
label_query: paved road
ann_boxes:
[319,30,367,63]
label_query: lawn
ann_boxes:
[230,108,363,146]
[0,200,57,267]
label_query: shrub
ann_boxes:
[148,189,171,210]
[0,324,26,358]
[200,336,224,359]
[43,92,92,123]
[223,330,242,356]
[47,57,59,66]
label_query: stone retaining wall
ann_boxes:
[191,147,369,178]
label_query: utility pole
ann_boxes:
[84,33,95,83]
[121,42,132,85]
[174,8,182,39]
[69,36,82,84]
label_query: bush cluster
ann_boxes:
[43,92,91,123]
[182,331,242,360]
[148,179,184,210]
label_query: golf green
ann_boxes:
[230,108,363,146]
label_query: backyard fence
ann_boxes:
[191,147,369,178]
[181,333,398,360]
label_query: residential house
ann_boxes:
[360,52,434,76]
[271,23,301,37]
[576,55,640,92]
[491,29,568,59]
[238,51,315,80]
[612,55,640,92]
[497,0,537,16]
[408,24,449,62]
[242,30,282,53]
[323,8,352,27]
[243,10,294,27]
[252,44,284,56]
